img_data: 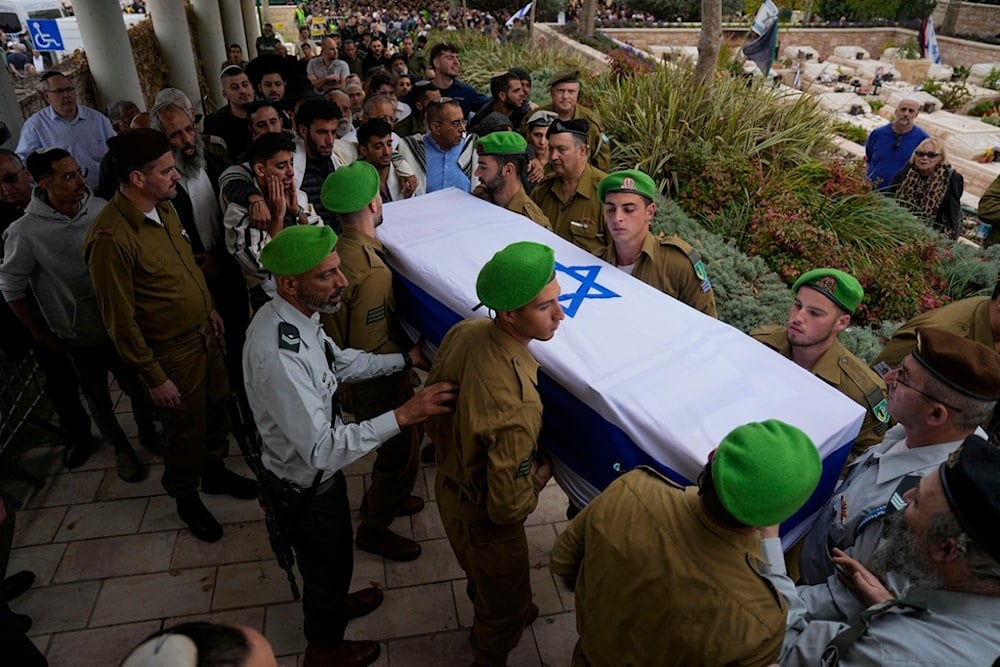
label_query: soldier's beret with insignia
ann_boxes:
[792,268,863,314]
[598,169,657,204]
[912,327,1000,400]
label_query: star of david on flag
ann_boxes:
[555,262,620,317]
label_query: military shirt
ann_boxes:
[524,103,610,172]
[595,232,717,317]
[551,469,786,667]
[797,424,977,585]
[473,186,552,231]
[242,294,407,487]
[425,318,543,526]
[530,163,609,253]
[84,191,214,388]
[751,325,888,461]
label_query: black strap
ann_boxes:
[820,598,928,666]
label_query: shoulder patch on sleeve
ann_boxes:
[515,451,536,478]
[365,304,387,324]
[659,234,712,292]
[278,321,301,352]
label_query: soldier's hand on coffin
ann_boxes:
[394,381,459,426]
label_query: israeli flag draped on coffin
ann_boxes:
[379,189,864,543]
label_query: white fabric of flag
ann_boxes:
[506,2,532,28]
[921,17,942,64]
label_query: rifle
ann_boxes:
[224,384,302,600]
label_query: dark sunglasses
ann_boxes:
[915,151,940,158]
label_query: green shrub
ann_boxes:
[869,99,885,113]
[969,99,999,117]
[983,67,1000,91]
[831,120,869,144]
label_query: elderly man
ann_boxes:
[319,162,425,562]
[427,41,489,118]
[473,131,550,229]
[595,169,716,316]
[242,224,456,666]
[552,420,822,666]
[798,327,1000,584]
[523,69,609,172]
[16,71,115,190]
[764,433,1000,664]
[307,37,349,93]
[397,98,478,194]
[530,119,608,252]
[865,98,928,190]
[753,269,887,464]
[204,66,256,161]
[427,242,563,667]
[0,148,156,480]
[85,129,257,543]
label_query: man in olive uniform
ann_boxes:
[84,129,257,543]
[318,162,424,562]
[530,120,608,253]
[871,283,1000,441]
[551,420,822,666]
[594,169,716,317]
[426,242,563,666]
[752,269,889,465]
[473,132,551,230]
[521,69,609,172]
[242,225,457,667]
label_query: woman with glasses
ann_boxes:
[889,138,964,239]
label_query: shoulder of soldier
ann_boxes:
[749,324,786,345]
[584,165,609,189]
[834,342,887,393]
[576,104,602,124]
[653,233,711,287]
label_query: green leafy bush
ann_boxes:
[983,67,1000,91]
[831,120,869,144]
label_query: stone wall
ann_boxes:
[602,27,1000,68]
[931,1,1000,37]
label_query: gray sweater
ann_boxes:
[0,188,110,346]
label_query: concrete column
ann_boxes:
[241,0,261,57]
[218,0,247,57]
[72,0,144,109]
[146,0,200,112]
[191,0,225,104]
[260,0,271,26]
[0,68,23,148]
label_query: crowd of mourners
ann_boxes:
[2,6,1000,666]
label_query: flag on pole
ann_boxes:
[920,17,942,64]
[506,2,532,27]
[744,0,780,76]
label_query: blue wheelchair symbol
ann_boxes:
[28,20,65,51]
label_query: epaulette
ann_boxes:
[658,234,712,293]
[840,356,890,431]
[278,321,301,352]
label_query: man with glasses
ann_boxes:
[797,327,1000,584]
[752,268,887,466]
[865,98,928,190]
[15,71,115,190]
[397,97,478,194]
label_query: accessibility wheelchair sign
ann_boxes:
[27,20,65,51]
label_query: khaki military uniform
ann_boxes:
[595,232,717,317]
[530,163,609,253]
[524,103,610,172]
[425,318,544,666]
[473,186,553,231]
[322,229,419,529]
[752,325,888,463]
[84,192,230,498]
[551,468,786,667]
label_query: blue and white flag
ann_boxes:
[506,2,532,28]
[920,17,941,64]
[744,0,779,75]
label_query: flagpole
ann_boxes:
[529,0,537,40]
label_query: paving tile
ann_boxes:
[203,493,266,525]
[45,620,161,667]
[526,524,557,567]
[139,494,185,532]
[350,548,387,590]
[8,542,67,586]
[532,611,578,666]
[264,601,307,657]
[343,451,376,476]
[12,506,68,546]
[524,484,570,526]
[54,532,176,582]
[411,501,446,541]
[422,465,438,501]
[95,463,164,501]
[552,567,576,611]
[54,497,148,541]
[28,634,50,658]
[91,567,216,626]
[19,581,100,634]
[345,581,457,640]
[26,470,104,508]
[171,606,266,631]
[67,442,121,472]
[276,654,300,667]
[451,579,473,629]
[16,444,69,477]
[171,520,271,569]
[213,559,298,610]
[385,626,540,667]
[530,567,564,617]
[385,537,464,588]
[346,474,366,510]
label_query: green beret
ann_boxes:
[261,225,338,277]
[320,161,379,214]
[476,241,556,312]
[712,420,821,526]
[476,131,527,156]
[549,69,580,88]
[598,169,657,203]
[912,327,1000,400]
[940,434,1000,564]
[792,268,863,314]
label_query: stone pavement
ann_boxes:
[3,389,578,666]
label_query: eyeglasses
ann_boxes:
[0,169,25,184]
[47,167,88,182]
[915,151,940,158]
[889,364,963,413]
